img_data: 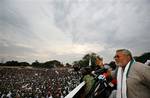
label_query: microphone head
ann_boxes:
[104,64,110,70]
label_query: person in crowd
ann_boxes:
[91,56,106,75]
[92,57,117,98]
[92,56,113,80]
[81,56,104,96]
[109,49,150,98]
[95,56,104,69]
[46,91,53,98]
[80,67,95,98]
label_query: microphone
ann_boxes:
[94,67,107,75]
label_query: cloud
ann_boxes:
[53,43,105,55]
[0,0,150,63]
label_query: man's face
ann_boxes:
[96,58,103,67]
[114,51,130,67]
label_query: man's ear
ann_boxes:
[127,55,132,60]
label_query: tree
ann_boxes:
[31,60,42,67]
[43,60,63,68]
[73,52,101,68]
[65,63,72,67]
[134,52,150,63]
[20,62,30,66]
[82,53,91,67]
[4,60,20,66]
[82,52,98,67]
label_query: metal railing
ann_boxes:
[65,81,85,98]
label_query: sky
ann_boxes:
[0,0,150,64]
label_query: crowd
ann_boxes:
[0,49,150,98]
[0,67,81,98]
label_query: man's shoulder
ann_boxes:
[132,62,150,73]
[133,62,147,68]
[83,74,94,80]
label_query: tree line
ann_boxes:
[0,60,64,68]
[0,52,149,68]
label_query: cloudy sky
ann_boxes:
[0,0,150,64]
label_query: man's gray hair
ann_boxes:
[116,49,133,58]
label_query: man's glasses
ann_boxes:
[114,55,120,58]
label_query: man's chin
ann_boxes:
[115,63,121,67]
